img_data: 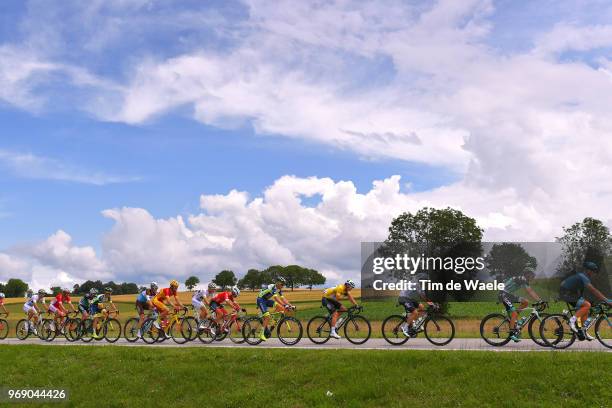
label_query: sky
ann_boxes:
[1,0,612,290]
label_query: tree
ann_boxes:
[185,276,200,291]
[384,207,484,302]
[0,282,5,293]
[304,268,326,290]
[120,282,139,295]
[485,243,537,279]
[213,270,237,289]
[556,217,611,297]
[4,278,28,297]
[50,286,62,295]
[238,269,265,291]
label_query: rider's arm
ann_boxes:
[586,283,610,304]
[347,292,357,306]
[227,300,240,311]
[525,287,541,302]
[273,294,290,307]
[172,294,184,309]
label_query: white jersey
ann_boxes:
[25,294,45,307]
[192,289,213,302]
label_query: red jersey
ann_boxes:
[51,293,71,308]
[211,291,234,304]
[154,287,177,302]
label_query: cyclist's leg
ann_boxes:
[575,298,591,327]
[500,292,518,329]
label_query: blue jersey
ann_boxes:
[560,272,590,296]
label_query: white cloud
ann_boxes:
[0,149,140,185]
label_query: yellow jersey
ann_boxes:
[323,284,349,300]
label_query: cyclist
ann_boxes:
[25,289,33,299]
[0,292,7,316]
[49,287,76,334]
[209,286,241,331]
[322,279,358,339]
[499,266,542,342]
[78,288,97,321]
[136,282,158,337]
[22,289,47,336]
[560,261,612,339]
[152,280,184,337]
[257,277,294,341]
[90,287,118,339]
[398,273,435,338]
[192,282,217,330]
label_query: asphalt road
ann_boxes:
[1,337,609,352]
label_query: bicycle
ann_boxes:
[15,312,45,340]
[307,305,371,345]
[540,302,611,349]
[0,312,9,340]
[242,305,303,346]
[480,301,549,347]
[142,307,191,344]
[382,303,455,346]
[124,309,159,343]
[77,310,121,343]
[41,311,80,342]
[208,307,246,344]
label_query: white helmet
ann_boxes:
[150,281,158,290]
[231,286,240,297]
[0,292,5,298]
[345,279,356,289]
[208,282,218,290]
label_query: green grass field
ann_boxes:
[0,345,609,407]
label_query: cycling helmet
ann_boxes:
[0,292,5,298]
[104,287,113,293]
[62,287,71,293]
[345,279,356,289]
[208,282,218,290]
[231,286,240,297]
[276,277,287,284]
[583,261,599,272]
[169,279,179,289]
[150,281,158,290]
[89,288,99,295]
[38,289,46,295]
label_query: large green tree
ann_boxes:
[485,243,537,279]
[213,270,237,289]
[384,207,483,302]
[238,269,265,291]
[185,276,200,291]
[4,278,29,297]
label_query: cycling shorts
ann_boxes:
[257,298,275,315]
[499,291,522,313]
[152,299,168,313]
[398,297,419,313]
[322,297,341,313]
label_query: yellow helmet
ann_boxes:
[170,280,179,289]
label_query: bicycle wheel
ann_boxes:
[479,313,511,346]
[277,316,303,346]
[197,319,218,344]
[381,315,409,346]
[65,318,82,342]
[16,319,30,340]
[103,318,121,343]
[169,319,189,344]
[228,317,246,344]
[79,319,94,342]
[183,316,198,341]
[0,318,9,339]
[527,314,549,347]
[242,317,264,345]
[123,318,140,342]
[595,313,612,349]
[41,319,57,342]
[424,316,455,346]
[540,314,576,349]
[344,315,371,345]
[307,316,331,344]
[141,318,160,344]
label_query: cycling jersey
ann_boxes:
[192,289,214,302]
[323,284,349,300]
[154,288,177,303]
[0,298,4,306]
[137,289,154,303]
[24,294,45,308]
[211,291,235,304]
[51,293,71,309]
[79,294,93,309]
[501,276,529,294]
[91,294,111,306]
[561,273,590,296]
[258,284,282,300]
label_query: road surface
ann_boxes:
[1,337,609,351]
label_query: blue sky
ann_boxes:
[1,0,612,288]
